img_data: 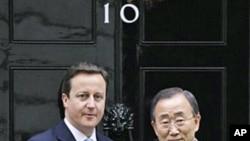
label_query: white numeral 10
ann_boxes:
[104,3,139,23]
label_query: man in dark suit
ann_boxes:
[28,61,113,141]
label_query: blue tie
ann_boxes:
[84,138,93,141]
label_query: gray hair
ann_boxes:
[150,87,200,121]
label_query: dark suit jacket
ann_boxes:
[27,120,113,141]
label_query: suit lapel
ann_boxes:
[54,120,76,141]
[96,132,102,141]
[96,132,110,141]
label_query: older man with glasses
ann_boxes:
[150,87,201,141]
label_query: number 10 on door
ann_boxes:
[104,3,139,24]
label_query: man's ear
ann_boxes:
[61,93,69,108]
[194,113,201,132]
[151,120,159,136]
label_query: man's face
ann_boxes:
[62,73,106,134]
[151,94,201,141]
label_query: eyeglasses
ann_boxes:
[158,116,195,128]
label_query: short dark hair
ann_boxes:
[61,61,109,97]
[150,87,200,121]
[58,61,108,118]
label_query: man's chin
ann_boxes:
[81,122,97,128]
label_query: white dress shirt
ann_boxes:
[64,118,97,141]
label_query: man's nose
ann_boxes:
[86,97,95,107]
[169,123,180,135]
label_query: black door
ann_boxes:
[122,0,249,141]
[0,0,117,141]
[1,0,249,141]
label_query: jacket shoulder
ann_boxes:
[27,128,55,141]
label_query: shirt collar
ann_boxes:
[64,118,97,141]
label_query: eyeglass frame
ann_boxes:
[155,115,197,129]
